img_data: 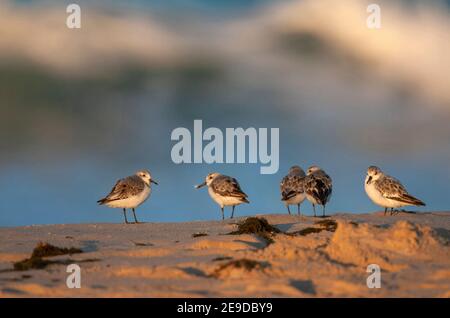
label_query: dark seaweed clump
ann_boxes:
[295,227,324,236]
[229,217,281,235]
[315,219,338,232]
[291,219,338,236]
[132,241,154,247]
[228,217,280,245]
[192,232,208,238]
[31,242,82,258]
[212,256,233,262]
[13,242,83,271]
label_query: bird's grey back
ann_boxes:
[304,170,332,204]
[211,175,247,198]
[375,175,407,197]
[280,173,306,200]
[103,175,146,202]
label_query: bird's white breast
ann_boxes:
[208,187,243,207]
[364,181,402,208]
[284,193,306,205]
[106,186,151,209]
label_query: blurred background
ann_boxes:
[0,0,449,226]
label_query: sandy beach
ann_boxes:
[0,212,449,298]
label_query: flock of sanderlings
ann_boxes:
[98,166,425,224]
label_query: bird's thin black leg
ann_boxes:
[384,207,387,216]
[221,207,224,220]
[123,208,129,224]
[313,204,316,217]
[132,208,139,224]
[297,204,301,216]
[322,205,326,217]
[287,205,291,215]
[231,206,235,219]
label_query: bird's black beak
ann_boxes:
[151,179,158,185]
[366,176,372,185]
[195,182,206,189]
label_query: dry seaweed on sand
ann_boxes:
[315,219,338,232]
[131,241,154,247]
[14,257,57,271]
[212,256,233,262]
[229,217,281,235]
[211,259,270,278]
[12,242,85,271]
[31,242,82,258]
[228,217,280,245]
[192,232,208,238]
[290,219,338,236]
[295,227,324,236]
[13,257,98,271]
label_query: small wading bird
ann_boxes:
[365,166,425,215]
[280,165,306,215]
[304,165,333,217]
[97,170,158,224]
[196,173,249,220]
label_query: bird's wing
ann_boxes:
[281,175,305,200]
[212,176,248,199]
[98,176,144,203]
[377,176,425,206]
[376,176,407,198]
[305,173,332,205]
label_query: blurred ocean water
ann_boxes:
[0,0,449,226]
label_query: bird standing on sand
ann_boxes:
[365,166,425,215]
[304,165,332,217]
[280,165,306,215]
[196,173,249,220]
[97,170,158,224]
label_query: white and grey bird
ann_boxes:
[97,170,158,224]
[195,173,249,220]
[304,165,332,217]
[280,165,306,216]
[365,166,425,215]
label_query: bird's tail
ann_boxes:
[97,198,108,205]
[399,194,426,206]
[241,197,250,204]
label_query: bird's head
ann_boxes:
[307,165,322,176]
[366,166,382,184]
[136,170,158,186]
[289,165,306,177]
[195,172,221,189]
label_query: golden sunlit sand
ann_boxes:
[0,212,449,297]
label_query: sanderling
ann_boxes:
[365,166,425,215]
[280,165,306,215]
[97,170,158,224]
[304,165,333,217]
[195,173,249,220]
